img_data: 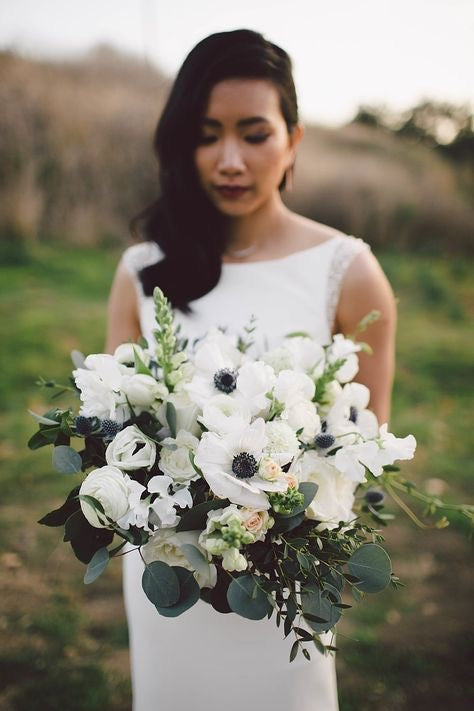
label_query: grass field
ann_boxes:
[0,244,472,710]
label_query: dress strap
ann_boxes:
[326,235,372,333]
[119,241,163,299]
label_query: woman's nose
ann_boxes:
[217,138,246,174]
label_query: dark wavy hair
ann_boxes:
[130,29,299,312]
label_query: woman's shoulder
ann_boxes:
[119,240,164,276]
[288,214,371,255]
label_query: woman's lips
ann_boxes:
[214,185,250,199]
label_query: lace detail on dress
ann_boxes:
[326,235,371,333]
[120,241,163,299]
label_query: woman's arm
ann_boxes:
[104,261,142,354]
[333,250,397,426]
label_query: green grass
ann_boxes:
[0,244,472,710]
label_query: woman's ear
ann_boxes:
[288,123,305,163]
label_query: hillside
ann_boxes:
[1,47,472,253]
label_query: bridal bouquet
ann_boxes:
[30,288,431,661]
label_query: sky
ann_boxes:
[1,0,473,126]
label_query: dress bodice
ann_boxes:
[120,232,371,352]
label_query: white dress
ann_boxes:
[120,232,371,711]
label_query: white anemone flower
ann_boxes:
[194,419,287,510]
[324,382,378,445]
[184,328,246,408]
[235,361,276,416]
[198,394,251,435]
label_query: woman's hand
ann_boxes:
[334,250,397,426]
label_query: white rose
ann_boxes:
[79,465,129,528]
[106,425,156,470]
[159,430,200,483]
[299,451,357,530]
[258,456,283,482]
[264,421,300,466]
[141,528,217,589]
[283,400,321,444]
[240,508,274,541]
[121,373,167,407]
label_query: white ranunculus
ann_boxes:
[159,430,200,483]
[283,400,321,444]
[113,343,150,368]
[121,373,168,407]
[299,452,357,530]
[264,420,300,466]
[106,425,156,471]
[274,370,315,408]
[79,465,129,528]
[198,394,251,435]
[156,390,201,438]
[141,528,217,589]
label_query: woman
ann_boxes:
[106,29,396,711]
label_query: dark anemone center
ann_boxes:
[349,406,358,423]
[214,368,237,393]
[232,452,258,479]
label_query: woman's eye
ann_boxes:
[197,135,217,145]
[245,134,270,144]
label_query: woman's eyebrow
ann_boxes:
[201,116,270,127]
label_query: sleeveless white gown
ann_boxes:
[120,232,371,711]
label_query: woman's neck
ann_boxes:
[225,194,291,258]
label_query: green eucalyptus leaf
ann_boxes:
[155,566,200,617]
[180,543,210,579]
[84,547,109,584]
[301,582,342,633]
[142,561,180,608]
[227,574,272,620]
[52,445,82,474]
[347,543,392,593]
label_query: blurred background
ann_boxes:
[0,1,473,709]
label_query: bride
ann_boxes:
[105,28,396,711]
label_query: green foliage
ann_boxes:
[142,561,180,608]
[227,574,273,620]
[347,544,392,593]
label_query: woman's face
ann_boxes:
[194,79,302,217]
